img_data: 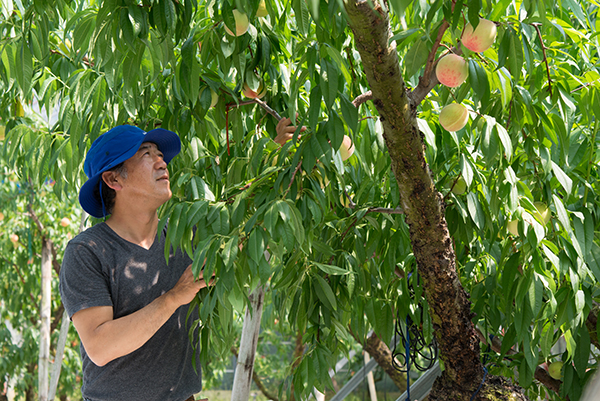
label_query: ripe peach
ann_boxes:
[60,217,70,227]
[439,103,469,131]
[339,135,355,161]
[436,54,468,88]
[224,10,249,37]
[9,233,19,244]
[462,19,497,53]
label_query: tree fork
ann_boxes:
[343,0,487,394]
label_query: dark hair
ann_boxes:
[93,162,127,216]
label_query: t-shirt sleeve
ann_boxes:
[59,240,114,318]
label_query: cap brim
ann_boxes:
[79,173,105,218]
[144,128,181,164]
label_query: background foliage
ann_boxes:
[1,0,600,400]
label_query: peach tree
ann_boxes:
[1,0,600,400]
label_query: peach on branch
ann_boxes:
[548,361,563,380]
[10,233,19,245]
[462,19,497,53]
[60,217,70,227]
[436,54,468,88]
[439,103,469,132]
[243,81,267,99]
[201,87,219,108]
[339,135,355,161]
[451,177,467,195]
[224,10,249,37]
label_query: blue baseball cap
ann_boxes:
[79,125,181,218]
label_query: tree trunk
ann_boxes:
[48,309,70,400]
[231,345,279,401]
[289,329,305,401]
[39,238,51,401]
[231,285,266,401]
[343,1,526,399]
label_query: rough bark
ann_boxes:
[362,332,407,392]
[343,1,527,399]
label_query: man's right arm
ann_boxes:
[71,265,210,367]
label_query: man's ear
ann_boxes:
[101,170,123,191]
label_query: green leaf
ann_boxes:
[495,123,512,162]
[293,0,310,36]
[403,36,429,79]
[248,227,266,264]
[163,0,177,33]
[540,321,554,359]
[313,262,350,275]
[466,192,485,230]
[550,161,573,195]
[508,28,524,81]
[313,274,337,311]
[340,94,358,134]
[553,194,583,258]
[17,42,33,92]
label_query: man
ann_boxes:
[60,120,302,400]
[60,125,210,401]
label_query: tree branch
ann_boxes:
[362,332,407,391]
[531,23,552,96]
[409,19,450,105]
[352,91,373,108]
[283,161,303,198]
[226,98,283,121]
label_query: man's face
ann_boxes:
[118,142,172,209]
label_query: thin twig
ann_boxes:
[421,20,450,88]
[283,161,303,198]
[532,23,552,96]
[227,99,283,121]
[367,206,403,214]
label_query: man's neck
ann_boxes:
[105,209,159,250]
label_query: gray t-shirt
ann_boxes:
[59,222,202,401]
